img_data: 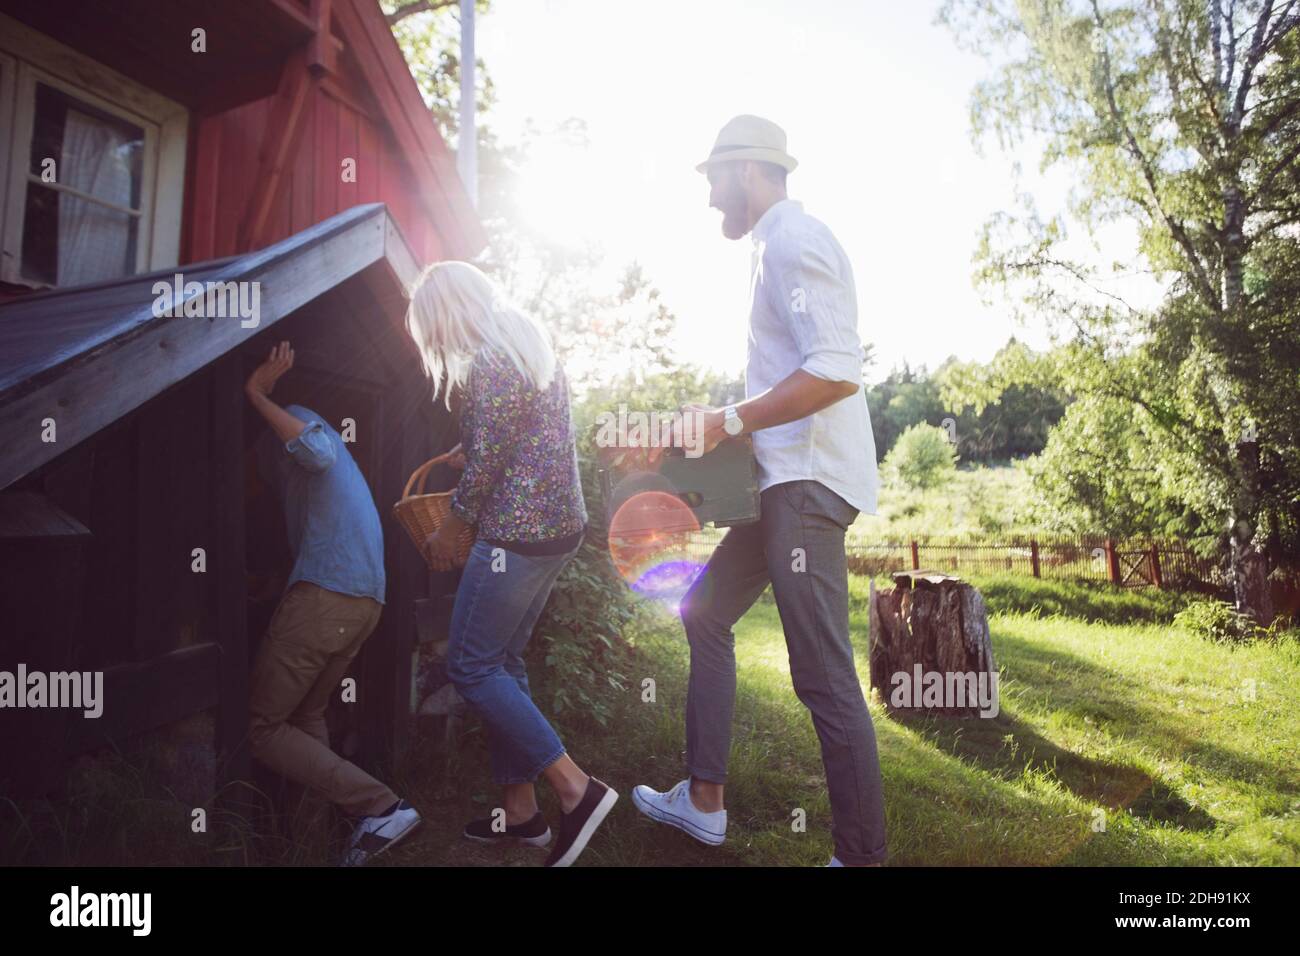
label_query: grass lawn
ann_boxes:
[371,572,1294,868]
[377,573,1300,867]
[6,573,1294,866]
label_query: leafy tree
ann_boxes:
[384,1,496,148]
[866,364,946,460]
[883,423,960,491]
[934,339,1069,459]
[942,0,1300,622]
[383,2,685,390]
[866,342,1066,464]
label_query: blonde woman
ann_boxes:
[405,260,617,867]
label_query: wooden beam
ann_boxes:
[308,0,338,76]
[382,211,422,290]
[69,643,222,752]
[349,211,421,340]
[319,74,377,120]
[264,0,319,34]
[236,50,316,252]
[0,492,89,540]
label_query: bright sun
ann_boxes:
[512,138,618,249]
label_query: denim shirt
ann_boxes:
[256,404,386,604]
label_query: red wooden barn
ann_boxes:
[0,0,484,811]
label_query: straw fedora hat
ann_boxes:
[696,114,799,174]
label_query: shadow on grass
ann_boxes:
[884,705,1216,832]
[974,575,1193,625]
[992,626,1279,793]
[852,572,1270,832]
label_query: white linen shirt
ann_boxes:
[745,199,879,514]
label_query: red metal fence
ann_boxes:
[678,531,1220,591]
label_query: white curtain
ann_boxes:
[56,108,135,286]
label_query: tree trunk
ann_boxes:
[869,572,997,718]
[1219,163,1274,624]
[1222,183,1246,311]
[1229,436,1276,625]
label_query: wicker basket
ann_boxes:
[393,450,476,569]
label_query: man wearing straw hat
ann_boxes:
[633,116,887,867]
[245,340,420,866]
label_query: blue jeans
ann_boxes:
[446,538,579,785]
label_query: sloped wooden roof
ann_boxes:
[0,204,420,491]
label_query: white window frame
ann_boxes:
[0,50,17,281]
[0,11,187,288]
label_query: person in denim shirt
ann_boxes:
[245,341,419,866]
[407,261,618,868]
[255,403,385,605]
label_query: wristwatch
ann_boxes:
[722,405,744,437]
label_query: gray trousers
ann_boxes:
[681,479,888,865]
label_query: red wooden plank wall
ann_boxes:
[183,79,447,266]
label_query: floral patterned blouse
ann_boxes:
[449,346,587,546]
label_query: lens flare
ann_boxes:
[608,490,704,605]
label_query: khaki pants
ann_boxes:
[249,581,396,818]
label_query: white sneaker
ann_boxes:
[341,799,421,866]
[631,778,726,846]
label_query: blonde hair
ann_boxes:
[404,260,556,406]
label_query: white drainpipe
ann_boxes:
[458,0,478,208]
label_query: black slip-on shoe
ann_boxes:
[544,777,619,868]
[463,810,552,848]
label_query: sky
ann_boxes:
[475,0,1076,383]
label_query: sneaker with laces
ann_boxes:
[463,810,552,848]
[631,778,726,846]
[341,799,421,866]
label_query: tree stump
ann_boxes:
[869,571,999,718]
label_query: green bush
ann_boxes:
[533,540,639,728]
[883,423,958,491]
[530,433,642,729]
[1173,599,1264,643]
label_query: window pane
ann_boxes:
[22,82,145,285]
[29,82,144,210]
[21,183,138,286]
